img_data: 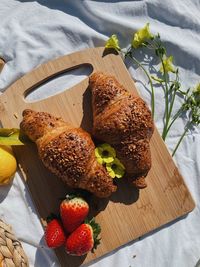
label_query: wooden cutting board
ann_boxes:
[0,47,195,267]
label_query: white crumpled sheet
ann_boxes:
[0,1,200,266]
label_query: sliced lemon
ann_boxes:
[0,145,17,185]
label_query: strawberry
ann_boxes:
[65,218,101,256]
[60,194,89,233]
[45,218,66,248]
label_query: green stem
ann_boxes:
[172,122,191,157]
[160,55,170,140]
[127,53,155,118]
[164,108,182,137]
[163,74,179,140]
[168,89,176,118]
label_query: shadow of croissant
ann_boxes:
[109,178,139,205]
[88,180,139,219]
[80,86,93,134]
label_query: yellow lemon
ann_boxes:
[0,145,17,185]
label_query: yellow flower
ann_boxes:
[131,23,154,49]
[194,83,200,94]
[105,34,121,52]
[160,56,175,74]
[95,143,116,165]
[106,158,125,179]
[193,83,200,105]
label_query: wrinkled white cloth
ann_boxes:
[0,0,200,266]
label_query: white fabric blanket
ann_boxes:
[0,1,200,266]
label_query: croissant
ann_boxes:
[89,72,154,188]
[20,109,117,198]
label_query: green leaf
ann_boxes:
[0,128,19,137]
[88,218,101,252]
[0,128,29,145]
[155,47,166,58]
[151,75,165,83]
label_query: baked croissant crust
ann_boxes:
[89,72,154,188]
[20,109,117,198]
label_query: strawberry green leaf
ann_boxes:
[46,213,59,223]
[88,218,101,252]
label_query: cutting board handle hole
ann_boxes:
[24,64,93,102]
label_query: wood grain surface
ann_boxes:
[0,47,195,267]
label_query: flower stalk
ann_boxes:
[172,122,191,157]
[104,24,200,156]
[125,51,155,118]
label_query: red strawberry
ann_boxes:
[45,218,66,248]
[65,218,101,256]
[60,194,89,233]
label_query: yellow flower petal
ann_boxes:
[115,167,125,178]
[132,23,153,49]
[107,168,116,178]
[160,56,175,74]
[100,143,116,157]
[194,83,200,94]
[95,147,103,158]
[103,156,114,163]
[95,144,116,165]
[106,158,125,179]
[105,34,121,52]
[96,157,104,165]
[115,173,124,179]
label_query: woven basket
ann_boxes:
[0,219,29,267]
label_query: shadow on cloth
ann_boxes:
[82,212,190,267]
[0,182,13,203]
[35,235,87,267]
